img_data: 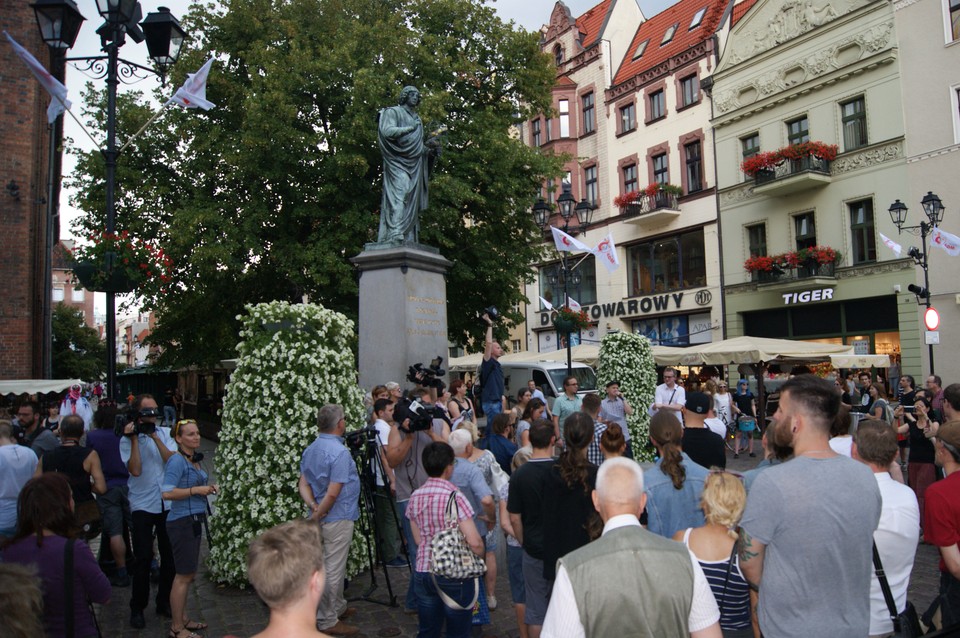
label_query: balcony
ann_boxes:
[622,192,681,226]
[753,156,832,196]
[751,262,837,290]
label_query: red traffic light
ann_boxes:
[924,307,940,331]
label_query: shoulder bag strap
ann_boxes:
[872,541,900,627]
[64,538,75,638]
[445,491,459,528]
[719,539,738,611]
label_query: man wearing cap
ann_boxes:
[925,420,960,627]
[681,393,726,470]
[653,368,685,423]
[60,384,95,431]
[600,380,633,459]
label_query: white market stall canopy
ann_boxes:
[650,336,889,368]
[0,379,82,396]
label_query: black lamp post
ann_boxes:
[31,0,187,399]
[533,182,595,377]
[888,191,946,376]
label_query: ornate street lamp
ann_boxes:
[888,191,947,376]
[31,0,85,49]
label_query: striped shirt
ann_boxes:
[681,528,751,630]
[406,477,475,573]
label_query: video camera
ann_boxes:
[406,356,446,391]
[344,425,381,456]
[394,398,450,434]
[115,407,160,437]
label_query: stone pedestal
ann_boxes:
[352,245,452,393]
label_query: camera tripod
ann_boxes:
[347,428,409,607]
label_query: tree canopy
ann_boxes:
[52,303,107,380]
[69,0,562,367]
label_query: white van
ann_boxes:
[495,360,598,411]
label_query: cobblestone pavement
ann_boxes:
[92,438,945,637]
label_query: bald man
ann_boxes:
[542,458,721,638]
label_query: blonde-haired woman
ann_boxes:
[673,471,753,638]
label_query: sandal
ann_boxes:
[183,620,208,631]
[169,629,202,638]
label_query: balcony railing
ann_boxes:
[753,157,832,195]
[621,192,680,226]
[751,261,837,284]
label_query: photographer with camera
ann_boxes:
[119,394,177,630]
[481,311,506,418]
[386,386,451,613]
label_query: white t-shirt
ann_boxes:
[373,418,391,487]
[869,472,920,636]
[704,417,726,439]
[0,444,39,531]
[829,436,853,458]
[542,514,720,637]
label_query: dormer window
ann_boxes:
[661,24,678,45]
[554,44,564,66]
[632,39,649,60]
[689,7,707,29]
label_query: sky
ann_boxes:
[492,0,677,29]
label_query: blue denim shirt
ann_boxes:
[300,433,360,522]
[643,452,709,538]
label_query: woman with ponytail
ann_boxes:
[643,411,711,538]
[540,412,601,581]
[673,471,753,637]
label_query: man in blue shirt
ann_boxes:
[118,395,177,629]
[298,404,361,636]
[480,312,505,418]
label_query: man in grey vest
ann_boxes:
[542,457,721,638]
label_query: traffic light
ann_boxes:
[908,284,929,299]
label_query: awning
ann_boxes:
[0,379,83,396]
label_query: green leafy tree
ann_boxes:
[68,0,563,367]
[52,303,107,380]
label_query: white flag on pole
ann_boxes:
[171,57,216,110]
[539,296,553,311]
[878,232,902,258]
[593,233,620,273]
[4,31,70,123]
[931,227,960,256]
[565,296,581,311]
[551,226,590,253]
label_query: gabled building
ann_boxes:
[51,240,95,330]
[521,0,727,352]
[711,0,919,374]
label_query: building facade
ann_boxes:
[522,0,726,353]
[52,241,96,330]
[711,0,922,377]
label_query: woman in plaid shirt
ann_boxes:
[406,442,485,638]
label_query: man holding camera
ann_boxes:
[481,312,506,418]
[119,394,177,629]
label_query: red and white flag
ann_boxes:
[593,233,620,273]
[565,295,581,311]
[931,227,960,256]
[878,232,902,258]
[551,226,590,253]
[171,57,216,110]
[4,31,70,123]
[539,296,553,311]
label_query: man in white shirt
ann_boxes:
[652,368,685,423]
[852,419,920,638]
[542,457,721,638]
[371,398,403,567]
[527,379,552,420]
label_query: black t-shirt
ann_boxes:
[907,420,936,463]
[506,458,555,559]
[732,392,755,418]
[479,357,504,404]
[682,427,726,470]
[541,463,599,580]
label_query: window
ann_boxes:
[53,287,64,302]
[532,119,541,147]
[951,0,960,41]
[632,39,649,60]
[741,133,760,182]
[71,287,85,302]
[841,97,867,150]
[554,44,564,66]
[584,166,598,205]
[649,90,665,120]
[653,153,669,185]
[582,92,595,134]
[511,339,521,353]
[623,164,639,193]
[850,199,877,264]
[794,213,816,250]
[559,99,570,138]
[540,255,598,306]
[662,24,678,45]
[747,224,767,257]
[547,178,555,204]
[787,116,809,145]
[690,7,707,29]
[685,141,703,193]
[628,228,706,296]
[620,103,637,133]
[546,117,553,143]
[680,75,699,107]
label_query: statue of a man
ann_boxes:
[377,86,441,245]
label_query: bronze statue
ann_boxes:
[376,86,442,245]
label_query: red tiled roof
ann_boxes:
[613,0,727,86]
[52,242,74,270]
[731,0,760,26]
[575,0,613,48]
